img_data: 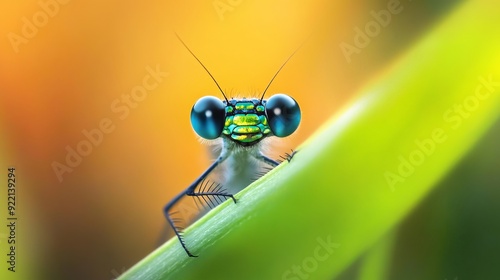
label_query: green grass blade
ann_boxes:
[357,230,395,280]
[120,1,500,279]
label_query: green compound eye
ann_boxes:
[190,96,226,139]
[265,94,301,137]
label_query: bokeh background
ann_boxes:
[1,0,499,279]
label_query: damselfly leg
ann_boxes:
[164,152,287,257]
[163,156,235,257]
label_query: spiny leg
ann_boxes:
[163,155,233,257]
[187,179,236,210]
[164,189,207,257]
[163,158,222,257]
[279,149,298,163]
[256,149,298,167]
[256,154,280,167]
[253,149,298,178]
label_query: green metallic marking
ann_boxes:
[233,114,259,125]
[259,115,268,126]
[225,116,233,127]
[235,102,255,110]
[234,126,260,134]
[222,102,271,144]
[231,133,263,142]
[257,124,271,134]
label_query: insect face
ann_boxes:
[190,94,301,145]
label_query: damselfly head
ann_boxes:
[190,94,300,146]
[177,33,301,146]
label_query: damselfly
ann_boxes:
[164,35,301,257]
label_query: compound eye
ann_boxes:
[190,96,225,139]
[265,94,301,137]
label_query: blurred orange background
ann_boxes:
[0,0,462,279]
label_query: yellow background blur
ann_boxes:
[0,0,471,279]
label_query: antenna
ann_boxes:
[259,46,301,102]
[175,33,229,103]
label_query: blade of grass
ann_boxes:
[120,1,500,279]
[357,230,396,280]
